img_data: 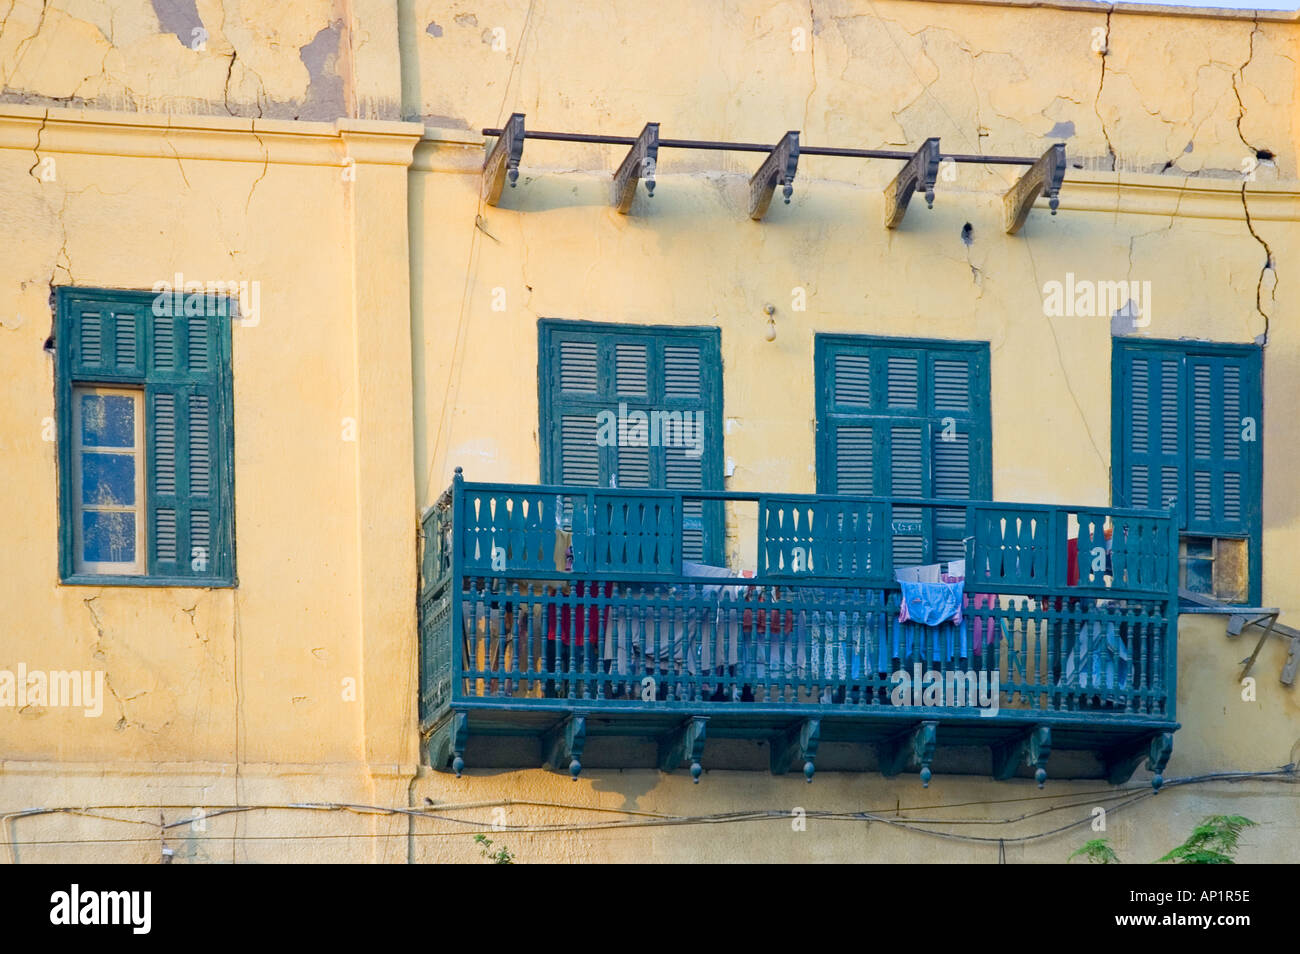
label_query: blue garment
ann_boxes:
[890,581,968,668]
[1061,618,1132,701]
[898,581,964,625]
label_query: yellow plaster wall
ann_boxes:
[0,0,1297,862]
[405,0,1300,862]
[0,108,422,810]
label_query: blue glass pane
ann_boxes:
[1185,558,1213,594]
[81,452,135,506]
[80,394,135,447]
[83,511,136,564]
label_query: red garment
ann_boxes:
[741,585,795,635]
[545,580,612,646]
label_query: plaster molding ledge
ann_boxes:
[412,126,487,174]
[1056,169,1300,222]
[0,103,424,168]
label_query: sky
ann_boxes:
[1117,0,1297,8]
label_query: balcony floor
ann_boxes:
[426,702,1178,788]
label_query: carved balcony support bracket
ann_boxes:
[659,716,709,783]
[482,112,526,206]
[879,720,940,787]
[749,131,800,220]
[883,137,940,229]
[428,710,470,776]
[770,718,821,782]
[1106,731,1176,792]
[1003,142,1067,234]
[612,122,660,213]
[544,712,589,780]
[992,724,1052,788]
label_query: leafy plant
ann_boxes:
[1156,815,1257,865]
[1069,838,1120,864]
[474,833,514,864]
[1068,814,1257,864]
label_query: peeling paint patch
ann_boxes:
[151,0,204,49]
[1046,121,1075,139]
[298,19,346,121]
[454,13,478,28]
[426,22,443,38]
[1111,307,1140,337]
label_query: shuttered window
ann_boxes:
[815,336,992,567]
[57,288,236,585]
[1112,338,1261,604]
[539,320,723,564]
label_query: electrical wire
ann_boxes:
[0,765,1291,853]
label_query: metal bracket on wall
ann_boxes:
[1180,588,1297,686]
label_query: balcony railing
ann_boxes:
[419,471,1179,788]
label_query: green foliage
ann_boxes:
[1156,815,1257,865]
[474,833,514,864]
[1069,838,1120,864]
[1068,815,1257,865]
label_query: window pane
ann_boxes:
[80,393,135,447]
[1184,558,1213,595]
[83,511,136,564]
[1213,538,1248,603]
[81,452,136,506]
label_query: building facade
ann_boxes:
[1,0,1298,862]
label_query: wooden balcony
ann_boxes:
[418,471,1179,788]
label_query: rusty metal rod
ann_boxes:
[479,127,1041,165]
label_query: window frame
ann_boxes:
[813,333,993,497]
[537,318,725,565]
[56,287,237,587]
[71,385,147,575]
[1110,336,1263,606]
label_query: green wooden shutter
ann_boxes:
[1113,345,1185,522]
[66,297,146,379]
[1112,339,1262,604]
[540,321,723,564]
[146,306,233,580]
[659,340,713,562]
[1187,353,1258,536]
[816,336,991,567]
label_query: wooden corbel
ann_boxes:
[543,712,588,780]
[883,137,940,229]
[659,716,709,783]
[611,122,659,213]
[1003,142,1066,235]
[482,112,526,206]
[749,131,800,220]
[992,724,1052,788]
[770,718,821,782]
